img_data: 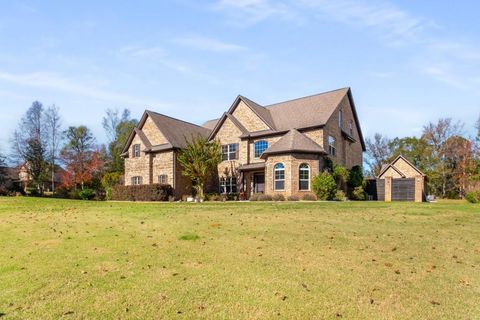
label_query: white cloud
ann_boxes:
[174,36,246,52]
[213,0,298,26]
[0,71,161,106]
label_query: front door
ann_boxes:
[253,173,265,193]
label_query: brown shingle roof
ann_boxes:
[240,95,276,129]
[146,110,211,149]
[260,129,325,158]
[202,118,219,130]
[265,88,349,131]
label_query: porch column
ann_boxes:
[385,176,392,202]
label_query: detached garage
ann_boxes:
[367,155,426,202]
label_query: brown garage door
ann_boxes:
[392,178,415,201]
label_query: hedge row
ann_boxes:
[112,184,173,201]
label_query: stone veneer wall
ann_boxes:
[232,101,270,132]
[323,95,363,169]
[391,158,421,178]
[124,133,151,186]
[142,116,168,146]
[265,153,322,197]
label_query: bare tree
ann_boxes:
[45,105,62,193]
[422,118,464,198]
[11,101,48,191]
[102,108,131,144]
[365,133,392,176]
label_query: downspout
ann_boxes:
[173,151,176,189]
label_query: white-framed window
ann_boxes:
[131,176,142,185]
[349,120,354,135]
[328,136,336,156]
[158,174,168,184]
[338,110,343,128]
[220,177,237,194]
[299,163,310,191]
[133,144,141,158]
[221,143,238,161]
[274,163,285,190]
[254,140,268,158]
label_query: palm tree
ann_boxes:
[177,136,221,200]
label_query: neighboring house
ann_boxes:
[367,155,426,202]
[122,87,365,199]
[16,163,64,192]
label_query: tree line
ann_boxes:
[0,101,137,199]
[365,117,480,199]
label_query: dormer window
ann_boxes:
[133,144,141,158]
[338,110,343,128]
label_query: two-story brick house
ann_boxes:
[122,87,365,199]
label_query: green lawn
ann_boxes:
[0,198,479,319]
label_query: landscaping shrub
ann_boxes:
[102,172,122,200]
[205,193,222,201]
[112,184,173,201]
[301,193,317,201]
[465,191,480,203]
[287,195,299,201]
[334,190,347,201]
[272,194,285,201]
[249,193,260,201]
[258,194,273,201]
[312,172,337,200]
[352,186,367,201]
[78,188,95,200]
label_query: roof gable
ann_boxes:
[260,129,325,158]
[378,155,425,178]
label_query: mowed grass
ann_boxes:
[0,198,479,319]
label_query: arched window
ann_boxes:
[254,140,268,158]
[274,163,285,190]
[299,164,310,190]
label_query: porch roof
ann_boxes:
[238,162,265,171]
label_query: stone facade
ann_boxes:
[124,90,365,200]
[124,133,151,186]
[231,101,270,132]
[265,153,322,197]
[323,95,363,168]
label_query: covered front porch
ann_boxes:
[238,163,266,199]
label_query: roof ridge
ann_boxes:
[265,87,350,108]
[146,110,209,130]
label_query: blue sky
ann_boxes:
[0,0,479,152]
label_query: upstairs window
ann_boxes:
[133,144,141,158]
[299,164,310,191]
[349,120,354,135]
[131,176,142,185]
[274,163,285,190]
[220,177,237,194]
[221,143,238,161]
[254,140,268,158]
[338,110,343,128]
[328,136,336,156]
[158,174,168,184]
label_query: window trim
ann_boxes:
[158,174,168,184]
[274,163,285,191]
[221,143,238,161]
[219,176,237,194]
[328,135,336,156]
[299,163,310,191]
[133,144,141,158]
[254,140,269,158]
[338,110,343,128]
[131,176,142,185]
